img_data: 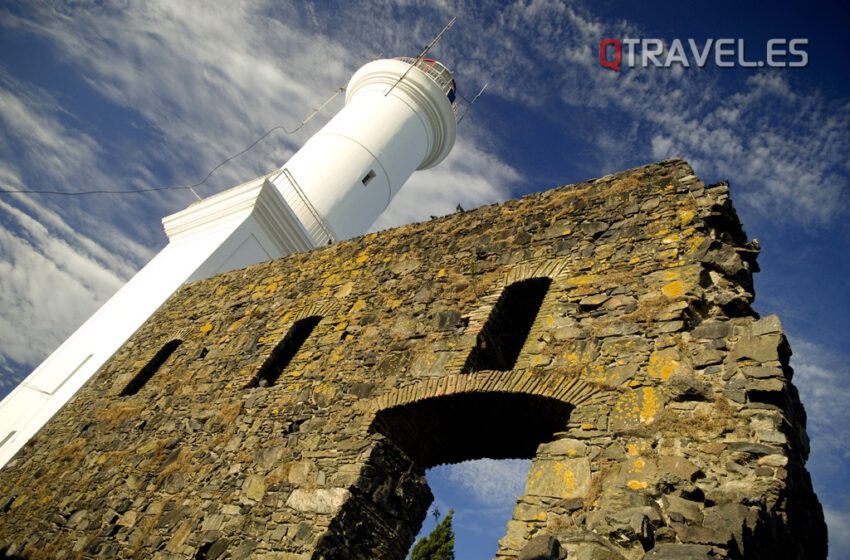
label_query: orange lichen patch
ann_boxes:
[678,209,696,226]
[686,234,707,256]
[566,274,597,286]
[639,387,660,424]
[612,387,665,430]
[648,348,684,381]
[627,479,648,490]
[348,299,366,315]
[661,280,686,298]
[199,322,213,334]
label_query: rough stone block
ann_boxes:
[731,334,784,363]
[657,455,702,482]
[642,543,715,559]
[284,488,349,514]
[751,315,783,336]
[538,438,588,458]
[525,457,591,499]
[518,534,562,560]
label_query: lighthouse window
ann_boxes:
[362,169,376,187]
[120,339,183,396]
[461,278,552,373]
[248,316,322,388]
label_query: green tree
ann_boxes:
[410,509,455,560]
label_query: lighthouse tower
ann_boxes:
[0,57,460,467]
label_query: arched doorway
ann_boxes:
[312,388,580,559]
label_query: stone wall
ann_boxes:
[0,159,826,559]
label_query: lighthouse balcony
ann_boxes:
[395,56,460,112]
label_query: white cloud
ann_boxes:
[825,507,850,560]
[440,458,530,507]
[0,197,125,367]
[790,338,850,474]
[372,135,518,231]
[0,2,524,384]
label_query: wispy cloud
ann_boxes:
[789,336,850,559]
[790,338,850,478]
[825,507,850,560]
[372,136,518,231]
[0,196,125,366]
[440,458,530,507]
[0,1,518,383]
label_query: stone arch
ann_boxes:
[371,370,610,413]
[311,372,614,559]
[291,300,339,323]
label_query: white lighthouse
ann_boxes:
[0,56,460,467]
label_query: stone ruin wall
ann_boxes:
[0,159,827,559]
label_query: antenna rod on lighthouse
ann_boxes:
[458,81,489,124]
[384,16,457,97]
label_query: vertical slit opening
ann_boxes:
[462,277,552,373]
[120,339,183,396]
[362,169,376,186]
[248,316,322,388]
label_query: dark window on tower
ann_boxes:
[120,339,183,396]
[362,169,376,186]
[461,277,552,373]
[248,316,322,388]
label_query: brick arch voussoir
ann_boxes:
[371,369,613,414]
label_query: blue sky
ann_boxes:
[0,1,847,557]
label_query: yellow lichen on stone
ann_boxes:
[199,323,213,334]
[640,387,660,424]
[559,464,576,494]
[10,494,26,510]
[436,268,447,278]
[355,252,370,264]
[658,247,679,260]
[530,355,550,367]
[648,349,681,380]
[661,280,686,298]
[626,443,639,456]
[322,272,342,287]
[678,209,696,226]
[686,235,707,257]
[627,479,648,490]
[566,274,597,286]
[348,299,366,315]
[581,423,594,430]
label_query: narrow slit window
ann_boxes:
[362,169,376,187]
[120,339,183,396]
[461,277,552,373]
[249,316,322,388]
